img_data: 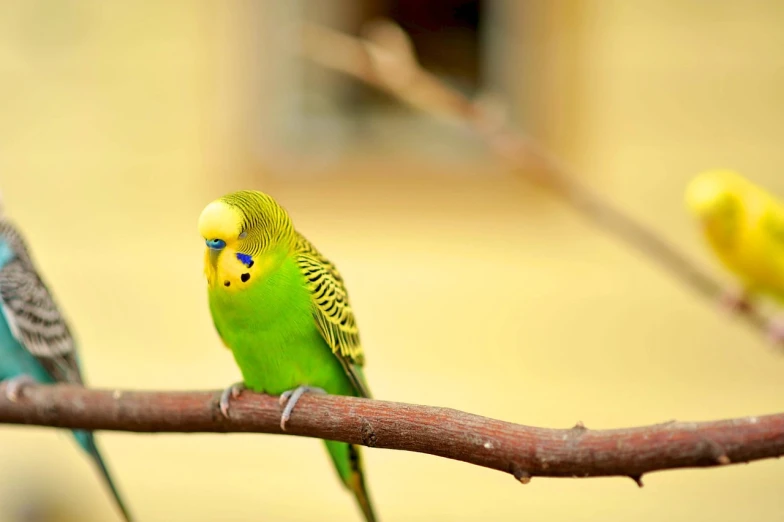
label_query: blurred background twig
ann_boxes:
[2,383,784,485]
[299,20,770,336]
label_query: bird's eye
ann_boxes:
[238,231,248,239]
[206,238,227,250]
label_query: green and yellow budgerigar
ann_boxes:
[685,169,784,340]
[198,190,377,521]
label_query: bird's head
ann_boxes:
[685,170,745,245]
[0,193,32,268]
[198,190,295,289]
[0,219,31,268]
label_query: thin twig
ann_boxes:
[298,20,770,334]
[2,383,783,485]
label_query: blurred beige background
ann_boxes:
[1,1,784,521]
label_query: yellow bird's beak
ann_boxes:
[203,248,217,286]
[203,240,225,286]
[208,247,221,266]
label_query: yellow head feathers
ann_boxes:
[198,200,244,246]
[199,190,296,289]
[684,170,784,298]
[198,190,295,256]
[685,169,746,221]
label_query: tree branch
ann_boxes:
[2,383,783,485]
[298,21,770,336]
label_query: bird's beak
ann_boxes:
[205,239,226,267]
[209,247,221,267]
[203,240,224,286]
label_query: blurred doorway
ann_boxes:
[254,0,507,166]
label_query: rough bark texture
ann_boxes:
[2,383,782,485]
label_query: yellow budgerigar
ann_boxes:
[685,169,784,340]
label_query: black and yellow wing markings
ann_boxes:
[295,233,371,398]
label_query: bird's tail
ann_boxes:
[73,430,134,522]
[325,440,377,522]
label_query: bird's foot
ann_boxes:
[278,385,326,431]
[219,382,246,418]
[766,317,784,346]
[2,375,35,402]
[719,288,752,315]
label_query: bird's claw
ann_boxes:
[219,382,246,418]
[3,375,35,402]
[719,289,751,315]
[766,317,784,346]
[278,389,293,407]
[279,385,326,431]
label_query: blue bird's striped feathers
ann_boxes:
[0,220,79,383]
[0,216,134,521]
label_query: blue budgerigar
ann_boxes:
[0,211,133,521]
